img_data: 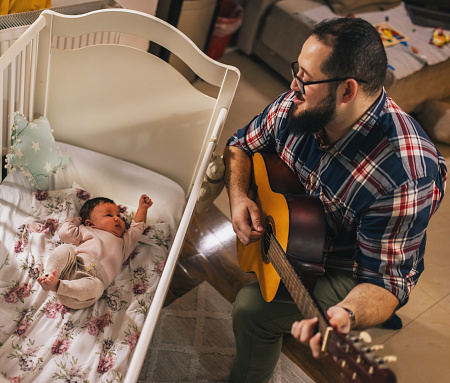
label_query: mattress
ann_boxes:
[0,143,186,382]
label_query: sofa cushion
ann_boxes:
[416,99,450,145]
[325,0,401,16]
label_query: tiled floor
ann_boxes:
[201,49,450,383]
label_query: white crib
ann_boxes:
[0,8,239,383]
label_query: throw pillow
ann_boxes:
[5,113,70,190]
[326,0,401,15]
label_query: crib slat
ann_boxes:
[1,66,8,159]
[29,35,38,120]
[8,59,16,132]
[0,72,3,170]
[19,48,26,113]
[0,17,45,72]
[87,33,95,46]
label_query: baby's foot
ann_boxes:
[37,270,60,292]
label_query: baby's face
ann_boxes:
[87,202,125,237]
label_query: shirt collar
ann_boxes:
[319,88,387,161]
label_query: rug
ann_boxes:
[138,281,313,383]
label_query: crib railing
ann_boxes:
[0,17,44,170]
[0,0,121,180]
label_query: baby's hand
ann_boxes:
[139,194,153,209]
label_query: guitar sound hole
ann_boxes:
[262,223,273,264]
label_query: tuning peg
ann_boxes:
[359,331,372,343]
[350,331,372,344]
[375,355,398,364]
[362,344,384,353]
[383,355,398,363]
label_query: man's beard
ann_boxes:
[286,90,337,136]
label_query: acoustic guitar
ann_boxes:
[237,152,397,383]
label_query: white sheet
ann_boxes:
[0,142,186,382]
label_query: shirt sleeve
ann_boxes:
[122,220,145,259]
[356,177,443,306]
[226,91,293,154]
[58,217,85,244]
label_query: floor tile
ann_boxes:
[438,293,450,315]
[366,284,436,346]
[382,303,450,382]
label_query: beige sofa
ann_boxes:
[236,0,450,114]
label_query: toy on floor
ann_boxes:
[429,28,449,48]
[375,22,409,47]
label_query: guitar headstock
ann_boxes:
[327,330,397,383]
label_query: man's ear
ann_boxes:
[85,219,94,227]
[341,79,358,104]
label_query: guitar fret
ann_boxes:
[269,235,330,336]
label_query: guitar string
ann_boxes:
[268,236,398,381]
[269,234,330,335]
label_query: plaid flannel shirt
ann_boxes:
[227,89,447,305]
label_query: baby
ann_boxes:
[37,194,152,309]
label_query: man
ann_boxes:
[224,17,447,382]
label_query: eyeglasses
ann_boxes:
[290,62,367,95]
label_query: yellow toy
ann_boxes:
[430,28,450,48]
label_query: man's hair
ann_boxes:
[79,197,116,224]
[311,17,387,97]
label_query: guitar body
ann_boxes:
[236,152,397,383]
[237,152,326,302]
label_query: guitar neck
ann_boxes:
[268,234,332,348]
[268,233,398,383]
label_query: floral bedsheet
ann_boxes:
[0,183,170,382]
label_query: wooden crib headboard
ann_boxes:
[1,9,240,195]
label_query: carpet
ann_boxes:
[138,281,314,383]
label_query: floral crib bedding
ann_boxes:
[0,183,170,383]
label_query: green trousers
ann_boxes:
[228,269,355,383]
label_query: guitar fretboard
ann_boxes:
[267,233,332,347]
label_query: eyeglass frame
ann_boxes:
[290,62,367,95]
